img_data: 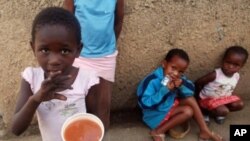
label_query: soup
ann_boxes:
[64,119,102,141]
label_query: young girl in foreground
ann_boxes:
[196,46,248,124]
[11,7,99,141]
[137,49,223,141]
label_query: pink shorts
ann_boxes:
[199,95,240,110]
[73,51,118,82]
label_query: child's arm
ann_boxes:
[11,79,41,135]
[178,78,195,98]
[195,71,216,96]
[139,81,171,109]
[114,0,124,40]
[63,0,74,13]
[11,72,70,135]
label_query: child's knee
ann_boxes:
[231,101,244,110]
[216,106,229,116]
[238,101,244,109]
[183,106,193,118]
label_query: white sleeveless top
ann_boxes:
[22,67,99,141]
[200,68,239,99]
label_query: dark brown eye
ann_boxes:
[61,49,71,55]
[40,48,49,53]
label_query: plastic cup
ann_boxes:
[61,113,104,141]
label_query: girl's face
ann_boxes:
[222,52,245,77]
[162,55,189,80]
[31,25,81,76]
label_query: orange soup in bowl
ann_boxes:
[64,119,102,141]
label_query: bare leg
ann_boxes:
[86,78,112,130]
[211,105,229,117]
[150,105,193,141]
[226,100,244,111]
[181,97,223,141]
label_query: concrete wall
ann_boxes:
[1,0,250,130]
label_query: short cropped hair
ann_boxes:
[165,48,190,63]
[31,7,81,44]
[223,46,249,64]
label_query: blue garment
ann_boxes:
[74,0,117,58]
[137,67,195,129]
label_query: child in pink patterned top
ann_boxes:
[195,46,248,124]
[11,7,99,141]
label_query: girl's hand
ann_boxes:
[32,71,72,103]
[173,78,183,88]
[167,81,175,90]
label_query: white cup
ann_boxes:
[61,113,105,141]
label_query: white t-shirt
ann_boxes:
[200,68,239,99]
[22,67,99,141]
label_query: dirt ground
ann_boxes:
[1,101,250,141]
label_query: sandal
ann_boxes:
[214,116,226,125]
[150,133,166,141]
[198,131,224,141]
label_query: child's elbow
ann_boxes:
[11,127,23,136]
[194,81,200,88]
[11,123,24,136]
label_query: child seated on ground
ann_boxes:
[195,46,248,124]
[137,48,223,141]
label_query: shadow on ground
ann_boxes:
[2,101,250,141]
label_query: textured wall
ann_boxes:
[0,0,250,131]
[0,0,63,131]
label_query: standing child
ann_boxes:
[11,7,99,141]
[63,0,124,130]
[195,46,248,124]
[137,48,223,141]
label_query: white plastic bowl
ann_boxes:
[61,113,104,141]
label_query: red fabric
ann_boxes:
[199,95,240,110]
[158,100,179,127]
